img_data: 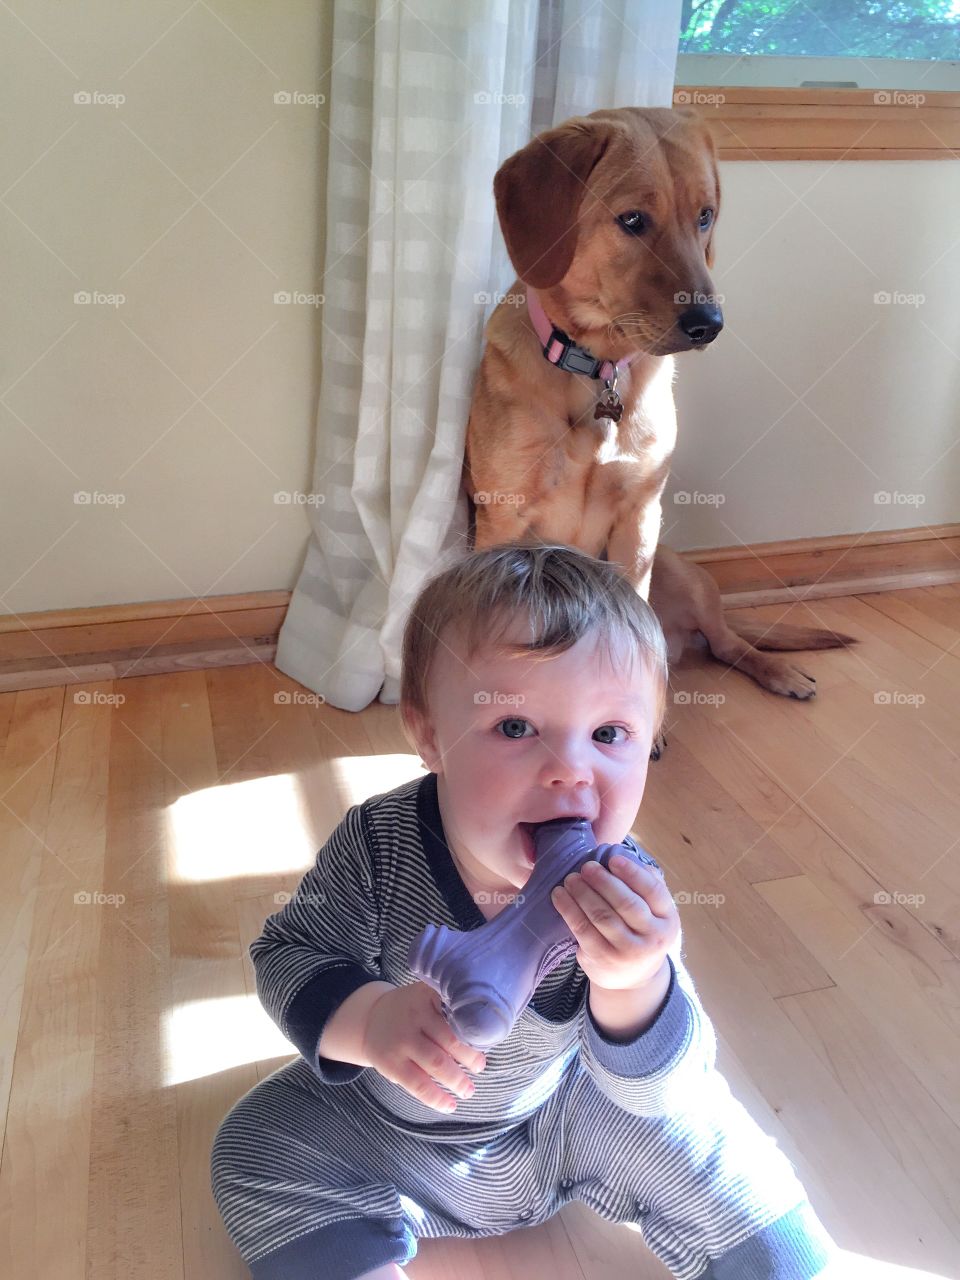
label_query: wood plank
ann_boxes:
[160,669,263,1280]
[674,902,960,1273]
[756,874,960,1132]
[778,984,960,1238]
[84,675,184,1280]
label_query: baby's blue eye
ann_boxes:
[498,718,531,739]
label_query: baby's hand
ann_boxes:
[550,854,679,990]
[362,981,487,1114]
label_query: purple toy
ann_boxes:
[408,817,657,1050]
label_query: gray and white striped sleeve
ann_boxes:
[249,803,384,1085]
[579,930,719,1117]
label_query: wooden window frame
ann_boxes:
[673,86,960,159]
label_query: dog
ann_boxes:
[463,105,854,743]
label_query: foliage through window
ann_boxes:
[679,1,960,60]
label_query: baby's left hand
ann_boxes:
[551,853,679,990]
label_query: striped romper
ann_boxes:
[211,770,839,1280]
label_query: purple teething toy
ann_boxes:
[408,817,656,1050]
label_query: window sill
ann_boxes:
[675,86,960,159]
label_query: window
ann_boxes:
[674,2,960,157]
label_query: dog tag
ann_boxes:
[594,387,623,422]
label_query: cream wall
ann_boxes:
[3,6,957,615]
[2,2,333,615]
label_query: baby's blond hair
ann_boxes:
[399,544,668,749]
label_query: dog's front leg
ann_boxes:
[607,498,663,603]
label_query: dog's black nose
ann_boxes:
[677,303,723,345]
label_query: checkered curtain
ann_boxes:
[274,0,683,710]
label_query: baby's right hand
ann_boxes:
[361,981,487,1114]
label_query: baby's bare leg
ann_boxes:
[356,1266,407,1279]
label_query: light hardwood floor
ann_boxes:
[1,588,958,1279]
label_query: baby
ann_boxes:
[211,543,841,1280]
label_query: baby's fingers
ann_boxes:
[412,1032,479,1111]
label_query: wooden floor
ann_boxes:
[1,586,959,1279]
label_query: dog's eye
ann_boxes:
[699,208,714,231]
[617,211,647,235]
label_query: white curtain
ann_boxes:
[274,0,683,711]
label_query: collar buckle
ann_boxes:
[545,326,603,378]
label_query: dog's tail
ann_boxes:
[727,619,857,651]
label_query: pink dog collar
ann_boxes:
[526,289,635,383]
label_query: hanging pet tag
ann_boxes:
[594,376,623,422]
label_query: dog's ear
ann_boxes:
[494,119,615,290]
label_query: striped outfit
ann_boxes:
[211,771,838,1280]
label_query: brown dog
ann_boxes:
[464,105,854,719]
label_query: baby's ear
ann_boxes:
[402,706,442,774]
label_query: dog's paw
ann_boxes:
[775,666,817,699]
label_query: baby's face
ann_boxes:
[413,618,660,893]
